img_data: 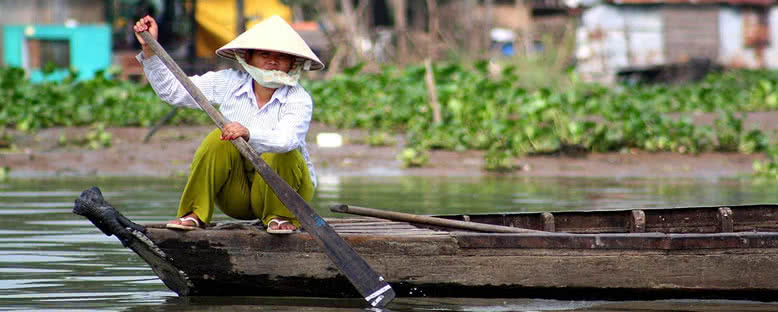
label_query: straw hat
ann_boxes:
[216,15,324,71]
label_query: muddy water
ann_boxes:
[1,176,778,311]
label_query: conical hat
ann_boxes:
[216,15,324,71]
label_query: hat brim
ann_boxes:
[215,15,325,71]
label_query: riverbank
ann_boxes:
[0,118,770,179]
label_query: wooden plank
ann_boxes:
[335,231,448,236]
[541,212,555,232]
[631,209,646,233]
[137,32,394,307]
[154,230,778,296]
[331,222,411,227]
[455,232,778,250]
[332,204,545,233]
[718,207,734,233]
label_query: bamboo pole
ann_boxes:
[391,0,408,64]
[331,204,546,233]
[424,59,441,124]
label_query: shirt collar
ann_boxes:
[235,75,291,105]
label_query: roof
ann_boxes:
[608,0,773,5]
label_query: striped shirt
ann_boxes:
[136,53,317,188]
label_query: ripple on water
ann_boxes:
[0,234,116,244]
[0,279,64,290]
[0,268,71,273]
[0,191,83,197]
[0,202,74,208]
[0,209,72,215]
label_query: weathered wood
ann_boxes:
[136,32,394,307]
[541,212,555,232]
[718,207,734,233]
[80,195,778,301]
[452,204,778,234]
[143,226,778,300]
[424,59,442,124]
[454,232,778,250]
[331,204,544,233]
[631,209,646,233]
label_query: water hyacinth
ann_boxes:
[1,63,777,176]
[305,62,777,172]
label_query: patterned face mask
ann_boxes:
[236,52,307,88]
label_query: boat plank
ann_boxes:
[159,243,778,296]
[454,232,778,250]
[331,222,406,227]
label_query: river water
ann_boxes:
[2,175,778,311]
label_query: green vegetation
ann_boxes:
[754,145,778,179]
[58,123,114,150]
[2,63,778,177]
[0,66,210,132]
[306,62,778,173]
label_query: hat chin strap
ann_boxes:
[236,54,302,89]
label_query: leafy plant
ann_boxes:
[0,66,210,132]
[366,130,396,147]
[754,143,778,179]
[58,123,113,149]
[3,62,778,178]
[483,148,514,172]
[398,147,429,168]
[85,123,113,149]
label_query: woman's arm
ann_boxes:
[133,15,236,109]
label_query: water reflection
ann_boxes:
[0,176,777,311]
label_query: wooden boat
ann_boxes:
[73,187,778,301]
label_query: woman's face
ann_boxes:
[248,50,294,72]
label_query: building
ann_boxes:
[576,0,778,83]
[0,0,109,81]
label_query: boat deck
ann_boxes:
[327,218,450,236]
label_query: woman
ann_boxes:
[133,15,324,234]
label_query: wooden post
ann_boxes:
[515,0,534,56]
[426,0,438,60]
[340,0,363,61]
[391,0,408,64]
[631,209,646,233]
[424,59,442,124]
[236,0,245,34]
[485,0,494,54]
[464,0,478,56]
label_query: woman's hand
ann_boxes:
[221,122,250,141]
[133,15,159,58]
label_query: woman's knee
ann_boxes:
[195,129,240,158]
[260,151,307,188]
[263,150,304,169]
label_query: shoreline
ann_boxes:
[0,123,767,180]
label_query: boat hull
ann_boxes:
[72,187,778,300]
[145,224,778,300]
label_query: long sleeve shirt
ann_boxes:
[136,53,317,188]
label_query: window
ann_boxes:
[743,7,769,48]
[26,39,71,70]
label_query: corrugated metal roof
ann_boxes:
[608,0,773,6]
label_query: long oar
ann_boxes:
[138,32,394,308]
[331,204,546,233]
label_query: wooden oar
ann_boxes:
[330,204,546,233]
[138,32,394,308]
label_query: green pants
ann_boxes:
[177,129,314,227]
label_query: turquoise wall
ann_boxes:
[3,24,111,82]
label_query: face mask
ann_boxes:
[236,53,304,89]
